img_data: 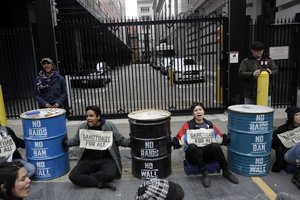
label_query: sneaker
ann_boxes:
[201,171,210,188]
[104,182,116,191]
[223,171,239,184]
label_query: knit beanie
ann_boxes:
[285,107,300,121]
[135,178,184,200]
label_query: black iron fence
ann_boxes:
[1,16,299,119]
[0,26,38,119]
[56,16,227,119]
[248,18,300,107]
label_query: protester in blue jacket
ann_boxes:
[35,58,67,108]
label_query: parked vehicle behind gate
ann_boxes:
[169,58,205,83]
[69,62,111,88]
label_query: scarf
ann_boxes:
[36,69,59,93]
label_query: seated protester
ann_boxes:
[0,161,31,200]
[272,107,300,172]
[64,105,131,191]
[0,124,36,177]
[135,178,184,200]
[284,143,300,189]
[171,102,239,188]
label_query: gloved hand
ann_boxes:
[169,137,181,149]
[53,103,60,108]
[265,68,272,75]
[62,136,69,151]
[253,69,261,78]
[221,134,230,146]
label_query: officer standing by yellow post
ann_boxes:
[238,41,278,106]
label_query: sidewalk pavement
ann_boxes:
[8,108,288,139]
[7,108,300,200]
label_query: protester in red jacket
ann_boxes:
[171,102,238,188]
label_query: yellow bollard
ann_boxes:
[256,71,269,106]
[0,85,7,126]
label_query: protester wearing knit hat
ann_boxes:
[285,107,300,122]
[135,178,184,200]
[171,102,238,188]
[239,41,278,105]
[272,106,300,173]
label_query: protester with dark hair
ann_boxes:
[63,105,131,191]
[35,57,67,108]
[171,102,238,188]
[0,161,31,200]
[135,178,184,200]
[272,106,300,173]
[239,41,278,105]
[0,124,36,177]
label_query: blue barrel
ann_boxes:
[227,105,274,176]
[21,109,70,180]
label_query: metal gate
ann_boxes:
[2,16,299,119]
[56,16,227,119]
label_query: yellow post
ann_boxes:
[0,85,8,126]
[256,71,269,106]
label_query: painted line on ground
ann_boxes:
[252,177,276,200]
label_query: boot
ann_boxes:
[223,170,239,184]
[272,161,281,172]
[201,170,210,188]
[272,146,285,172]
[292,169,300,189]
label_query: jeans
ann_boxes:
[284,143,300,167]
[13,159,36,178]
[244,96,271,107]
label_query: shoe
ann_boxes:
[292,174,300,189]
[271,162,281,172]
[104,182,116,191]
[223,171,239,184]
[201,171,210,188]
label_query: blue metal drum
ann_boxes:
[21,109,70,180]
[227,105,274,176]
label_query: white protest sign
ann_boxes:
[79,129,113,150]
[277,126,300,149]
[0,137,16,161]
[187,128,216,147]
